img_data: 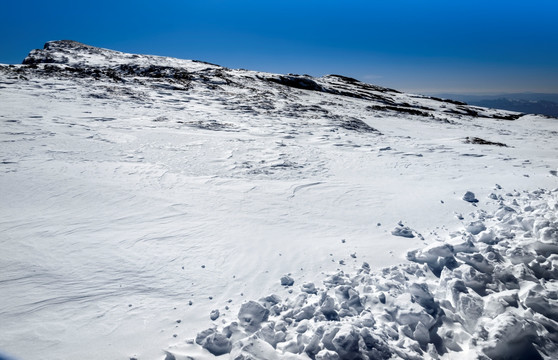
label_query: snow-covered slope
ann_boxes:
[1,41,557,360]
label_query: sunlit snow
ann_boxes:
[1,41,557,360]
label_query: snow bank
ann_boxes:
[190,188,558,359]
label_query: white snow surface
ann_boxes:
[1,41,557,360]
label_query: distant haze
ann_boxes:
[1,0,557,94]
[432,93,558,118]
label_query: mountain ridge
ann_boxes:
[6,40,523,122]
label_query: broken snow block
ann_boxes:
[238,300,270,332]
[392,225,415,238]
[281,275,295,286]
[201,333,232,356]
[463,191,479,203]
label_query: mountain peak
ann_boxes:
[23,40,125,66]
[44,40,94,50]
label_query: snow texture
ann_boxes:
[1,41,557,360]
[196,189,558,360]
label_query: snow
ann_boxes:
[1,41,557,359]
[200,189,558,359]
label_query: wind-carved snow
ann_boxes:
[189,189,558,360]
[0,41,557,360]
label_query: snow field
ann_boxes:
[1,41,557,359]
[190,188,558,360]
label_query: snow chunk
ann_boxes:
[466,220,486,235]
[477,312,542,360]
[201,332,232,356]
[316,349,340,360]
[301,282,317,294]
[280,275,295,286]
[463,191,479,203]
[391,225,415,238]
[238,301,269,332]
[209,309,220,321]
[331,326,360,359]
[407,242,457,276]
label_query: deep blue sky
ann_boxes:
[1,0,557,94]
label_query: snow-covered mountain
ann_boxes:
[1,41,557,360]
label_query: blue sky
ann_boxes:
[1,0,557,94]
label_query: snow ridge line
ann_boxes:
[8,40,524,123]
[189,188,558,360]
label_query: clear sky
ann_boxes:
[1,0,557,94]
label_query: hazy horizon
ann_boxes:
[2,0,557,94]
